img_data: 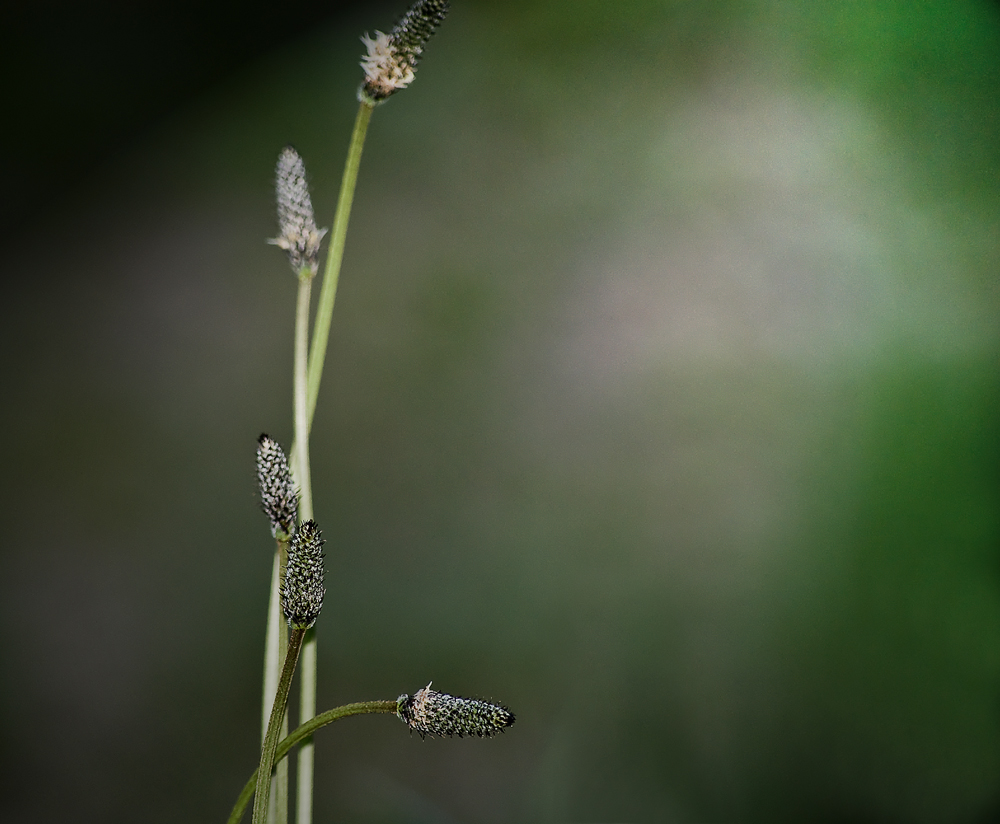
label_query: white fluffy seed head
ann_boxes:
[267,146,327,274]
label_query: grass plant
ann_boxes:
[234,3,515,822]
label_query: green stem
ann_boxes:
[305,101,374,429]
[252,627,306,824]
[261,549,283,741]
[291,267,316,824]
[293,272,314,521]
[261,542,290,824]
[295,628,316,824]
[263,264,313,824]
[228,700,398,824]
[290,100,374,824]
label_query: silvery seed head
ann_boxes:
[267,146,327,275]
[359,0,449,104]
[282,520,326,629]
[256,434,298,541]
[396,683,515,738]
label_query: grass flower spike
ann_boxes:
[267,146,327,275]
[282,520,326,629]
[256,433,298,540]
[359,0,450,103]
[397,683,515,738]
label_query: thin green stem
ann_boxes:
[228,700,398,824]
[291,267,316,824]
[261,549,282,741]
[293,272,314,521]
[262,263,313,824]
[252,627,306,824]
[261,542,290,824]
[289,100,375,824]
[295,628,316,824]
[305,101,374,429]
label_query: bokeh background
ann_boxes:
[2,1,1000,822]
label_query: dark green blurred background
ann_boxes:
[2,1,999,822]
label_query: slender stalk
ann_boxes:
[290,268,316,824]
[289,100,375,824]
[261,550,283,741]
[293,273,314,520]
[269,704,288,824]
[294,628,316,824]
[261,544,289,824]
[228,701,398,824]
[253,628,307,824]
[305,101,374,429]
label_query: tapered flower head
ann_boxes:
[282,520,326,629]
[396,683,515,738]
[256,434,298,541]
[267,146,327,275]
[359,0,450,104]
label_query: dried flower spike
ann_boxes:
[267,146,327,275]
[256,434,298,540]
[359,0,450,104]
[282,520,326,629]
[396,683,515,738]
